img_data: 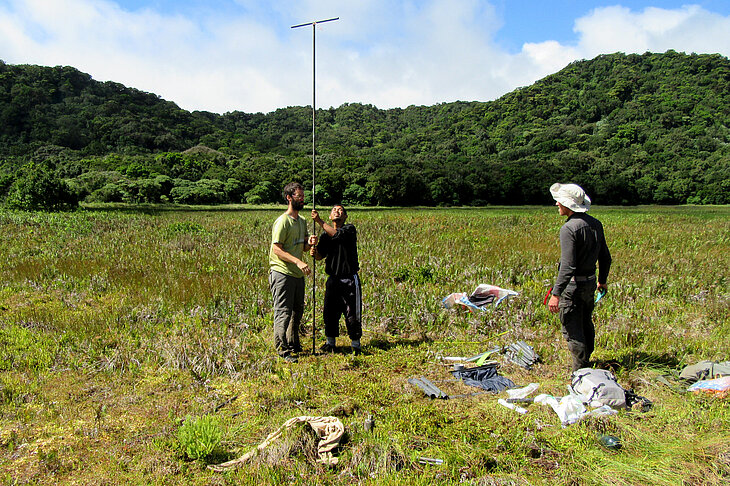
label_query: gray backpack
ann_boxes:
[570,368,627,408]
[679,361,730,383]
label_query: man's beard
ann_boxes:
[292,200,305,211]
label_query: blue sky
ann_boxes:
[494,0,730,50]
[1,0,729,113]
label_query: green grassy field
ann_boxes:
[1,205,728,485]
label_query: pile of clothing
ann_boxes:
[442,284,518,311]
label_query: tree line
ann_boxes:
[0,50,728,209]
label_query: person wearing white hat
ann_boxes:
[547,183,612,372]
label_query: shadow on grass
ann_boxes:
[595,350,682,373]
[205,449,237,467]
[366,335,431,352]
[305,338,424,357]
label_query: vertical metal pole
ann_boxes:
[291,17,339,355]
[311,23,317,355]
[312,23,316,207]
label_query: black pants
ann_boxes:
[559,281,597,371]
[323,274,362,341]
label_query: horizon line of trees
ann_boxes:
[1,50,728,210]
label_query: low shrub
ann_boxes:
[177,415,223,461]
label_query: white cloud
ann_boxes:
[521,41,580,76]
[0,1,728,113]
[572,5,729,61]
[500,5,730,100]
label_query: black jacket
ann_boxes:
[317,224,359,277]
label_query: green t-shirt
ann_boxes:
[269,212,308,277]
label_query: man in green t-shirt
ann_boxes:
[269,182,313,363]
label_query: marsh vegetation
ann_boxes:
[0,205,728,484]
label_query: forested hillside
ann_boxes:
[0,50,728,208]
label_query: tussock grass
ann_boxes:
[0,206,728,484]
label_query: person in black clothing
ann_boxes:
[547,183,612,372]
[309,204,362,355]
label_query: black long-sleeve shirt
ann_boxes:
[552,213,612,296]
[316,223,359,277]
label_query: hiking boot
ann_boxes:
[282,355,298,363]
[319,343,336,353]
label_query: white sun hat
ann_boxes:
[550,183,591,212]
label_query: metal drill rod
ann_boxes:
[291,17,339,355]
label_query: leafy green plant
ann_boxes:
[5,162,79,210]
[177,415,223,461]
[393,265,436,284]
[0,325,57,372]
[164,220,206,235]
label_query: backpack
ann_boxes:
[679,361,730,383]
[570,368,627,408]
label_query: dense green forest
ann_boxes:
[0,50,728,208]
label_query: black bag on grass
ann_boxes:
[452,363,515,393]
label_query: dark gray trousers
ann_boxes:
[559,281,597,371]
[269,270,304,357]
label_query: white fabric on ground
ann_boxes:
[208,415,345,471]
